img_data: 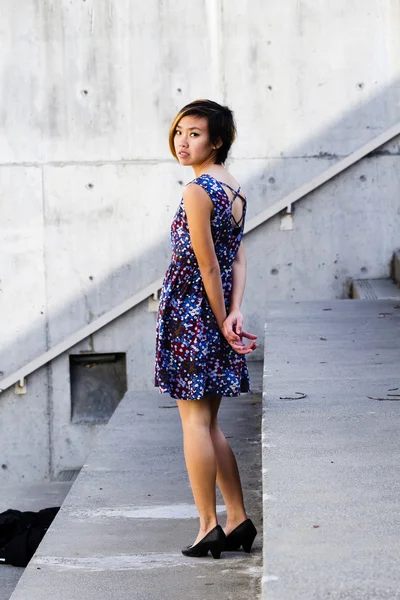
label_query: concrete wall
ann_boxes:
[1,0,400,482]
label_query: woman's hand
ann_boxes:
[222,310,258,355]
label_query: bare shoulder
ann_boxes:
[183,183,213,211]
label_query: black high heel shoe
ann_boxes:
[181,525,226,559]
[225,519,257,553]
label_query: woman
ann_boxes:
[155,99,258,559]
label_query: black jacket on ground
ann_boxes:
[0,507,60,567]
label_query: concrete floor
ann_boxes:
[262,299,400,600]
[6,362,263,600]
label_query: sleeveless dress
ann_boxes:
[154,173,250,400]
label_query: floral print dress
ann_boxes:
[154,173,250,400]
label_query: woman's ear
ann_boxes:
[213,138,223,150]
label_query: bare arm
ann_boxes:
[222,241,257,349]
[183,183,228,331]
[183,184,257,355]
[230,242,246,312]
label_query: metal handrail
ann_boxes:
[244,122,400,234]
[1,122,400,394]
[0,277,164,393]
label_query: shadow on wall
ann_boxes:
[1,78,400,388]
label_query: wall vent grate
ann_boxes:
[56,469,81,482]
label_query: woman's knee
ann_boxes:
[177,398,213,429]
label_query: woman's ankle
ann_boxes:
[225,511,247,532]
[199,516,218,534]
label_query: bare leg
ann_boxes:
[209,395,248,535]
[176,397,218,546]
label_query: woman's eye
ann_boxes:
[190,132,199,137]
[175,130,181,135]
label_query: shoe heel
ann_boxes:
[242,531,257,553]
[210,546,222,559]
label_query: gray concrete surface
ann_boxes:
[394,251,400,286]
[0,482,72,600]
[8,362,263,600]
[351,278,400,300]
[262,299,400,599]
[2,1,400,484]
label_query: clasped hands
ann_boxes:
[221,309,258,355]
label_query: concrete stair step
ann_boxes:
[393,250,400,286]
[264,298,400,319]
[262,299,400,599]
[0,482,73,513]
[8,365,263,600]
[351,277,400,299]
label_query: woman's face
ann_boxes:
[174,115,218,166]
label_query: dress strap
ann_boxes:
[218,181,246,203]
[218,181,246,228]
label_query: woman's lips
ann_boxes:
[178,151,189,158]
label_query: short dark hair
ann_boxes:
[169,99,236,165]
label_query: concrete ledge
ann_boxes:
[393,250,400,286]
[262,300,400,599]
[9,370,263,600]
[351,278,400,299]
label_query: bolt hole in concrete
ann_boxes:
[69,353,127,424]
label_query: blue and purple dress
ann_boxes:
[155,173,250,400]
